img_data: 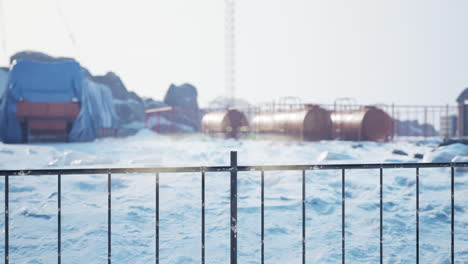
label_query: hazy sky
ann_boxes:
[1,0,468,106]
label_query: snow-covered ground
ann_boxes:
[0,130,466,263]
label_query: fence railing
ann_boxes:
[145,103,464,140]
[0,151,466,264]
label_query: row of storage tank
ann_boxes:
[202,105,393,141]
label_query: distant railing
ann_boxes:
[144,103,463,140]
[0,152,466,264]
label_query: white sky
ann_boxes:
[1,0,468,106]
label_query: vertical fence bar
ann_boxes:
[201,171,205,264]
[451,167,454,264]
[341,169,345,264]
[416,168,419,264]
[108,173,111,264]
[156,172,160,264]
[302,170,306,264]
[379,168,383,264]
[230,151,238,264]
[58,174,62,264]
[261,170,264,264]
[5,175,9,264]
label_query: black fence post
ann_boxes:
[341,169,345,264]
[108,173,112,264]
[261,170,264,264]
[230,151,238,264]
[201,171,205,264]
[416,168,419,264]
[58,174,62,264]
[451,167,454,264]
[380,168,383,264]
[156,172,160,264]
[5,175,9,264]
[302,170,306,264]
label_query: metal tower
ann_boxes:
[225,0,235,108]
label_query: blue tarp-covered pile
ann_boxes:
[0,59,119,143]
[70,78,119,141]
[0,68,8,98]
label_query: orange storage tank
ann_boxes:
[202,109,249,138]
[330,106,393,141]
[251,105,331,141]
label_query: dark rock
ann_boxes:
[392,149,408,156]
[162,83,201,131]
[91,72,145,124]
[92,72,138,101]
[114,101,145,124]
[164,83,199,109]
[351,144,364,149]
[413,153,424,159]
[143,98,168,110]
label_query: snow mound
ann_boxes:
[317,151,354,162]
[131,128,158,138]
[48,151,115,167]
[451,155,468,171]
[422,143,468,163]
[451,155,468,162]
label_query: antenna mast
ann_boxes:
[225,0,235,108]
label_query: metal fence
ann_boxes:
[0,151,466,264]
[248,102,461,139]
[144,103,465,140]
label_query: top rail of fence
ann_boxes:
[1,162,468,176]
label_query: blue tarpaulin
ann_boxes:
[69,79,119,141]
[7,59,82,102]
[0,59,118,143]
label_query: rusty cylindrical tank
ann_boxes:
[202,109,249,138]
[330,106,392,141]
[251,105,332,141]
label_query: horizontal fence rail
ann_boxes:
[1,152,467,264]
[1,162,468,176]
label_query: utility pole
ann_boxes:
[225,0,235,108]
